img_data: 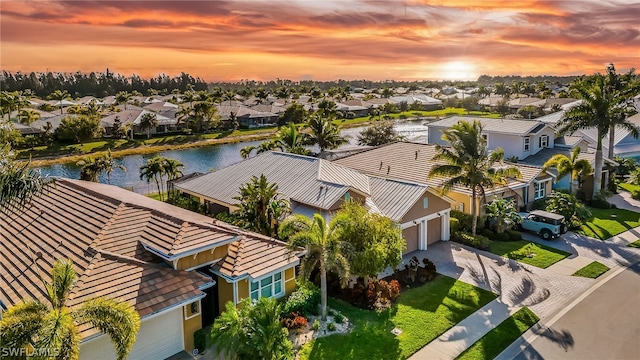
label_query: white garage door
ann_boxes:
[80,307,184,360]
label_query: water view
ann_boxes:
[36,121,430,193]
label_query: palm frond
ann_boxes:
[75,298,140,360]
[0,300,48,349]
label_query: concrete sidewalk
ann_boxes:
[546,255,594,276]
[410,299,517,359]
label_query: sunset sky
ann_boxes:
[1,0,638,82]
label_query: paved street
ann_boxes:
[508,262,640,360]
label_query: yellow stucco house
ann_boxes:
[0,179,300,360]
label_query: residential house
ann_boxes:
[333,141,553,213]
[99,109,181,136]
[217,105,278,128]
[0,179,298,360]
[427,116,556,161]
[175,151,455,254]
[390,95,443,110]
[336,100,371,117]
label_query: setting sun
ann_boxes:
[439,61,478,81]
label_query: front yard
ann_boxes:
[298,275,497,360]
[487,240,570,268]
[578,207,640,240]
[572,261,610,279]
[456,307,539,360]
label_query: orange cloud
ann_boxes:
[1,0,638,81]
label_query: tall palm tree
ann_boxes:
[162,158,184,199]
[428,120,521,235]
[279,213,350,320]
[139,156,166,201]
[50,89,71,114]
[306,115,349,153]
[543,147,593,194]
[233,174,290,237]
[0,145,50,210]
[0,259,140,360]
[192,100,218,132]
[603,64,639,160]
[101,149,126,185]
[139,112,158,139]
[557,65,639,196]
[115,91,132,110]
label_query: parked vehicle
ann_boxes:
[517,210,568,240]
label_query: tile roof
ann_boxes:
[213,233,299,280]
[520,147,615,168]
[428,116,548,135]
[333,141,544,195]
[1,179,295,333]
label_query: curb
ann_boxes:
[496,254,640,360]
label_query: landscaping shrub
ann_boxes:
[334,312,345,324]
[506,229,523,241]
[450,217,460,233]
[282,281,321,316]
[452,231,489,250]
[281,312,308,332]
[492,231,511,242]
[327,322,337,332]
[194,328,207,354]
[588,192,612,209]
[481,228,495,239]
[451,210,473,232]
[312,319,320,331]
[366,279,401,311]
[631,189,640,200]
[530,198,547,210]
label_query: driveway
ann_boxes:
[410,242,594,319]
[506,262,640,360]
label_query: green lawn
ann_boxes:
[145,192,167,201]
[456,307,539,360]
[487,240,570,268]
[572,261,610,279]
[578,207,640,240]
[628,240,640,248]
[298,275,497,360]
[618,183,640,193]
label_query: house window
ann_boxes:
[539,135,548,148]
[524,137,530,151]
[250,272,284,300]
[184,300,200,320]
[344,192,351,201]
[423,197,429,209]
[534,182,546,200]
[481,134,488,141]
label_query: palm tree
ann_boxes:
[192,100,218,132]
[101,149,126,185]
[211,298,293,360]
[0,145,50,210]
[428,120,522,235]
[233,174,290,237]
[50,89,71,114]
[279,213,350,320]
[557,64,639,196]
[140,156,166,201]
[77,156,101,182]
[485,198,521,233]
[543,147,593,194]
[243,123,311,158]
[162,158,184,199]
[306,115,349,153]
[0,259,140,360]
[18,109,41,125]
[139,112,158,139]
[115,91,132,110]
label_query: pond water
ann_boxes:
[36,121,430,193]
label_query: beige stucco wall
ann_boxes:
[237,278,249,302]
[446,191,471,214]
[328,190,367,211]
[285,267,296,294]
[401,191,450,223]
